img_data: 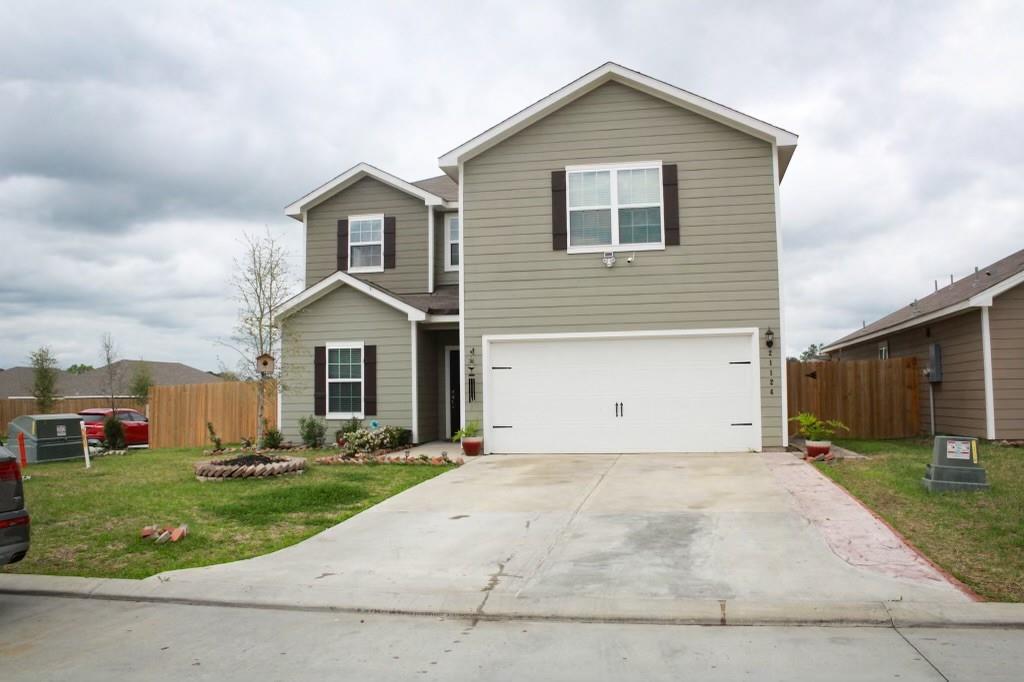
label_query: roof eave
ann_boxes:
[284,162,448,219]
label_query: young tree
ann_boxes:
[222,230,292,441]
[100,332,122,411]
[129,361,154,409]
[29,346,59,413]
[799,343,825,361]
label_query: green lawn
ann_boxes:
[820,438,1024,602]
[3,447,454,579]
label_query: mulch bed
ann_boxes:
[316,451,461,466]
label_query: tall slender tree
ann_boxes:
[29,346,59,413]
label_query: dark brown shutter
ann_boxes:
[363,345,377,416]
[336,219,349,271]
[313,346,326,416]
[662,164,680,246]
[383,217,396,269]
[551,170,567,250]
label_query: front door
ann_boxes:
[447,348,460,437]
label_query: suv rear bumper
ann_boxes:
[0,510,30,565]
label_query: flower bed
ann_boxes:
[315,450,461,466]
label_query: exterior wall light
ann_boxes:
[765,328,775,348]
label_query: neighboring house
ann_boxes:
[823,248,1024,440]
[0,360,224,399]
[276,62,798,453]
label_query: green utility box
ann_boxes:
[7,414,85,463]
[922,435,989,492]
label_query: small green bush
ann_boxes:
[207,421,222,451]
[261,428,284,450]
[343,425,411,455]
[298,415,327,448]
[452,420,480,442]
[104,415,126,450]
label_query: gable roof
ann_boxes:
[284,162,451,220]
[0,360,223,399]
[824,248,1024,352]
[275,270,428,323]
[412,175,459,203]
[438,61,799,180]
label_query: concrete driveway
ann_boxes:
[152,453,968,616]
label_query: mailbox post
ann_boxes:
[922,435,989,492]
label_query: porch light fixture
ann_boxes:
[765,328,775,348]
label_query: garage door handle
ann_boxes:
[614,402,620,418]
[620,402,624,417]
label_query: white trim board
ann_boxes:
[285,162,451,219]
[274,270,427,324]
[981,306,996,440]
[481,327,763,454]
[439,62,798,179]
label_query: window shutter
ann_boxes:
[364,345,377,416]
[337,220,349,271]
[662,164,680,246]
[551,170,567,250]
[313,346,326,416]
[383,217,396,269]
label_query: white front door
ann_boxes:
[486,331,760,453]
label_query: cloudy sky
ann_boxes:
[1,0,1021,370]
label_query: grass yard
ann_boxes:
[3,447,454,579]
[820,438,1024,602]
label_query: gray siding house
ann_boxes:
[276,63,799,453]
[824,248,1024,441]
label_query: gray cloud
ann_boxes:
[1,0,1021,370]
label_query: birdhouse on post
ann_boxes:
[256,353,275,376]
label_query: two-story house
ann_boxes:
[275,63,798,454]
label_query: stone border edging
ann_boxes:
[194,456,306,480]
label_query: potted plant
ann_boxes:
[452,421,482,456]
[789,412,849,458]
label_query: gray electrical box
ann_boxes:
[927,343,943,383]
[7,414,85,464]
[922,435,988,492]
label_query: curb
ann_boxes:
[2,574,1022,628]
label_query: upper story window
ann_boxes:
[445,214,460,271]
[348,214,384,273]
[327,342,363,418]
[566,161,663,253]
[878,341,889,360]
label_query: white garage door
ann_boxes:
[486,332,759,453]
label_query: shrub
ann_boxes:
[298,415,327,448]
[343,425,411,455]
[334,418,363,445]
[207,422,223,451]
[261,428,284,450]
[452,420,480,442]
[789,412,849,441]
[104,415,126,450]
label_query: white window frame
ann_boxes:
[444,213,460,272]
[326,341,365,419]
[878,341,889,360]
[565,160,665,254]
[347,213,385,274]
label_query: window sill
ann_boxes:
[327,412,365,421]
[565,243,666,255]
[443,265,460,273]
[347,266,384,274]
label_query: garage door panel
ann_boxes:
[487,332,759,454]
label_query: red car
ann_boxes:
[79,409,149,447]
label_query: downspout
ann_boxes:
[427,207,435,294]
[411,320,419,443]
[981,305,996,439]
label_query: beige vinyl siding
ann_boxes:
[280,286,411,441]
[434,209,459,287]
[836,311,987,437]
[305,176,428,293]
[991,284,1024,439]
[461,81,785,447]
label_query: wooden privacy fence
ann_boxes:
[787,358,920,439]
[1,396,141,435]
[149,381,278,449]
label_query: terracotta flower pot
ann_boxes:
[461,437,483,456]
[805,440,832,458]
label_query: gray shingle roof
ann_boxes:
[826,247,1024,349]
[0,360,224,398]
[412,175,459,202]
